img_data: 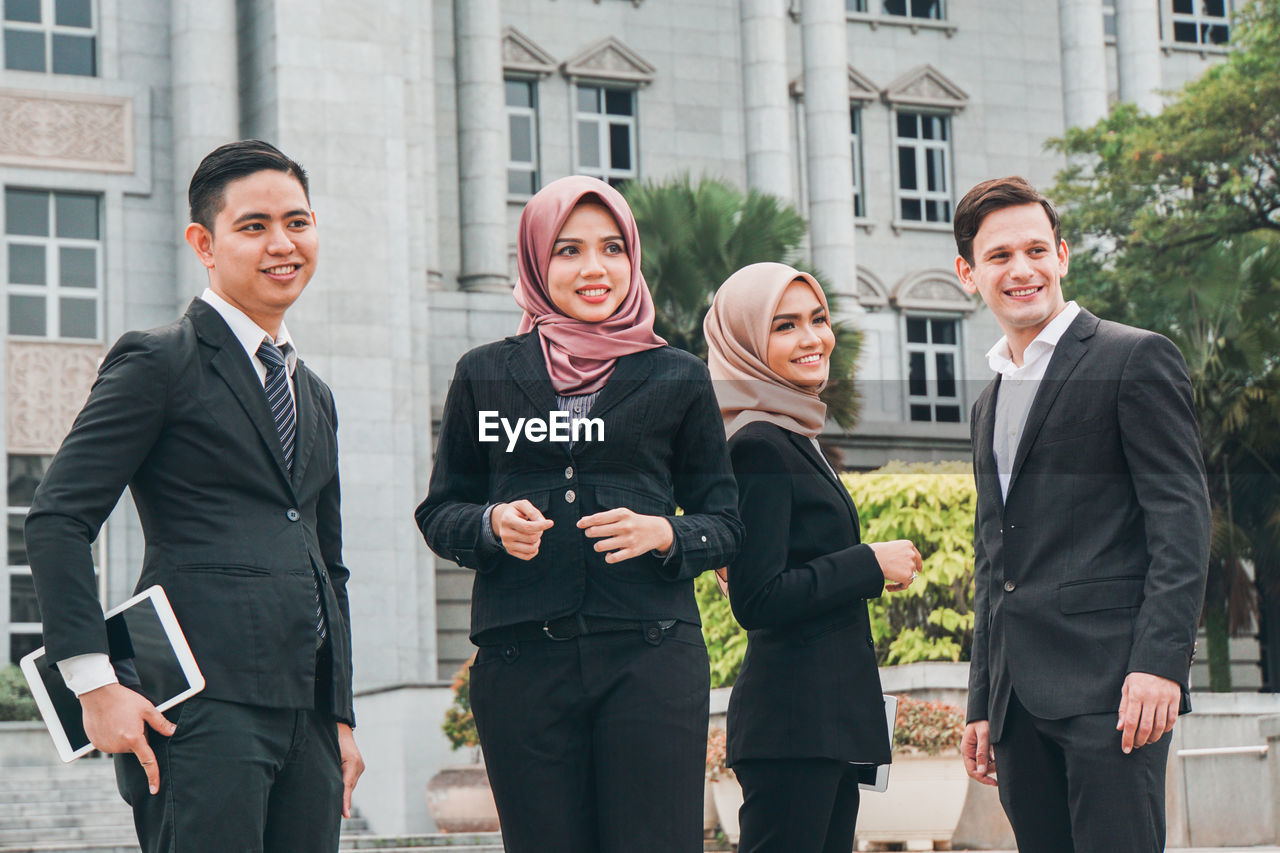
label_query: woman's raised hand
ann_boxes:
[578,508,674,563]
[870,539,922,592]
[492,500,554,560]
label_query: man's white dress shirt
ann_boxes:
[988,301,1081,502]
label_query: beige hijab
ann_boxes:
[704,262,830,439]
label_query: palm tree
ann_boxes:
[623,175,863,428]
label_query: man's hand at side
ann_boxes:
[79,683,176,794]
[961,720,997,786]
[1117,671,1181,753]
[337,723,364,818]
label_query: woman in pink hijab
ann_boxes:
[704,263,921,853]
[417,176,742,853]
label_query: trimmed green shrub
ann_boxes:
[0,664,39,722]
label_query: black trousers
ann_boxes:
[115,682,342,852]
[993,690,1171,853]
[733,758,862,853]
[468,624,710,853]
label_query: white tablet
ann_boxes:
[857,693,899,793]
[19,585,205,763]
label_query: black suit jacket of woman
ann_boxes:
[416,332,743,637]
[725,422,890,766]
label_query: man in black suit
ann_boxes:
[25,140,363,852]
[954,176,1209,852]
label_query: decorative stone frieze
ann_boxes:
[891,270,978,313]
[0,89,134,173]
[7,342,104,454]
[561,37,655,86]
[882,65,969,111]
[502,27,556,77]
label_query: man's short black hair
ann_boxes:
[187,140,310,230]
[953,176,1061,266]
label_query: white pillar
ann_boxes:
[170,0,239,304]
[800,0,858,305]
[1058,0,1109,129]
[1115,0,1163,113]
[741,0,793,202]
[453,0,508,291]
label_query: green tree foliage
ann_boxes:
[624,175,863,427]
[1049,0,1280,690]
[843,462,977,666]
[0,664,39,722]
[695,460,977,685]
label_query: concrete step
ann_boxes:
[0,802,128,817]
[340,834,504,849]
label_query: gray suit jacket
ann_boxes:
[967,309,1210,741]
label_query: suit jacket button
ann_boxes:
[565,489,576,503]
[645,627,660,641]
[286,508,300,522]
[866,635,875,649]
[1004,580,1016,592]
[565,466,574,480]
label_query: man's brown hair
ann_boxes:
[953,176,1061,265]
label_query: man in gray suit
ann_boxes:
[955,176,1210,852]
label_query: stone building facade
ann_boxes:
[0,0,1233,833]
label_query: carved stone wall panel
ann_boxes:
[0,88,134,173]
[7,342,104,454]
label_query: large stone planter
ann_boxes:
[857,751,970,849]
[425,764,500,833]
[0,721,61,766]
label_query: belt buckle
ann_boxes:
[542,617,578,641]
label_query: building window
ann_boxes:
[5,188,102,341]
[2,0,96,76]
[575,85,637,188]
[895,112,952,224]
[883,0,944,19]
[1171,0,1229,45]
[905,316,962,423]
[846,0,868,10]
[1103,0,1117,38]
[850,106,865,218]
[506,79,540,197]
[7,455,48,664]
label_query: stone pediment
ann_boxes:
[789,66,879,102]
[882,65,969,110]
[561,37,656,86]
[502,28,556,77]
[891,270,978,313]
[857,269,889,308]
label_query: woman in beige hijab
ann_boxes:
[705,262,921,853]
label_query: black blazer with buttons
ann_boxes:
[415,331,742,638]
[724,421,890,767]
[25,299,354,724]
[967,309,1210,741]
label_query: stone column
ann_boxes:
[453,0,508,291]
[170,0,239,304]
[800,0,858,304]
[1058,0,1109,129]
[1115,0,1163,114]
[741,0,793,202]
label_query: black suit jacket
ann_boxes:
[724,422,890,766]
[26,299,354,724]
[967,309,1209,741]
[415,331,742,637]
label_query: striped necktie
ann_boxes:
[256,339,327,646]
[256,340,295,471]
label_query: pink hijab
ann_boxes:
[513,176,665,395]
[704,262,830,439]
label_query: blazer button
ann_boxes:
[565,466,574,480]
[701,535,707,543]
[1004,580,1016,593]
[866,635,875,649]
[565,489,576,503]
[286,508,300,522]
[645,627,661,641]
